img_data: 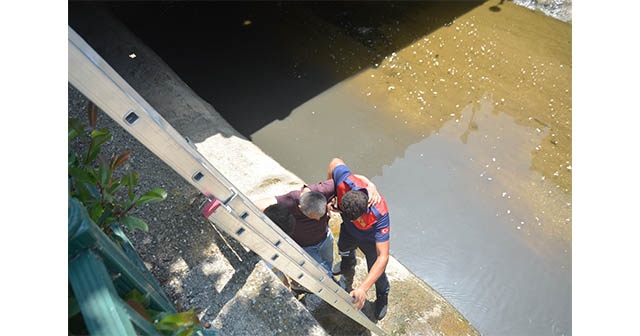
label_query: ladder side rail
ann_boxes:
[69,26,332,299]
[68,27,235,203]
[223,193,358,298]
[225,195,369,316]
[68,26,320,276]
[68,25,333,294]
[226,194,331,276]
[202,199,331,291]
[205,200,386,335]
[68,26,386,336]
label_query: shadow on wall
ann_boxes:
[68,1,484,140]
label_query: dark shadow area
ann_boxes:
[302,293,378,336]
[489,0,513,12]
[69,1,484,139]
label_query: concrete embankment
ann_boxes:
[68,5,479,335]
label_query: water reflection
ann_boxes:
[376,97,570,334]
[252,2,571,335]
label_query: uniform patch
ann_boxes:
[380,226,390,235]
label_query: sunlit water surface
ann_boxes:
[252,2,571,335]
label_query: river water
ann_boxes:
[101,1,572,335]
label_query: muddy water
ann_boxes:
[251,2,572,335]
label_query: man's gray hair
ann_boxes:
[299,191,327,217]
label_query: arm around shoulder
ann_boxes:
[354,174,381,206]
[253,196,278,212]
[327,157,346,179]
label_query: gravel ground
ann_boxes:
[68,80,374,335]
[68,84,327,336]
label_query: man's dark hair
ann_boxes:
[341,190,368,221]
[264,204,296,235]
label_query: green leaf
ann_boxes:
[157,309,200,328]
[156,309,200,331]
[155,322,179,332]
[119,216,149,232]
[68,167,93,184]
[89,203,104,223]
[109,180,122,195]
[73,181,100,202]
[103,190,114,204]
[122,171,138,201]
[101,216,117,229]
[176,329,195,336]
[124,289,145,305]
[136,188,167,206]
[85,144,100,165]
[91,128,111,148]
[68,146,81,169]
[108,179,123,195]
[69,178,86,201]
[97,209,116,228]
[122,171,138,187]
[125,197,137,212]
[98,161,111,188]
[85,129,111,166]
[68,117,85,142]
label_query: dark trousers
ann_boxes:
[337,224,390,297]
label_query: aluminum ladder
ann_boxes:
[68,26,386,336]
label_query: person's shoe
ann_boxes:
[375,293,388,320]
[332,262,355,277]
[332,262,343,276]
[290,281,311,295]
[342,269,355,293]
[332,262,356,292]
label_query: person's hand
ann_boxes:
[350,287,367,310]
[353,174,381,207]
[327,196,341,214]
[367,184,381,207]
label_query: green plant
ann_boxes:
[68,102,167,233]
[68,102,202,335]
[126,290,202,336]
